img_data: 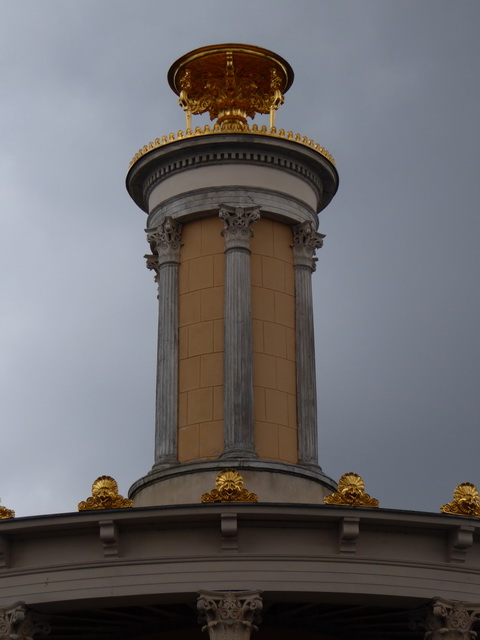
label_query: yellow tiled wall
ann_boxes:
[178,215,297,465]
[178,217,225,462]
[250,219,298,464]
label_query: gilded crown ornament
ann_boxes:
[441,482,480,517]
[324,473,379,508]
[78,475,134,511]
[201,469,258,503]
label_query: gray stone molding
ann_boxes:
[145,217,182,467]
[423,598,480,640]
[128,457,337,500]
[220,204,260,459]
[197,590,263,640]
[126,134,339,215]
[292,221,324,466]
[147,186,318,231]
[0,602,50,639]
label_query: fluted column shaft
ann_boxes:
[292,222,325,466]
[220,205,260,458]
[145,217,182,467]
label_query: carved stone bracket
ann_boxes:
[422,598,480,640]
[221,512,239,551]
[219,204,260,251]
[197,591,263,640]
[339,516,360,553]
[0,602,51,639]
[146,216,183,266]
[448,525,474,563]
[99,520,120,557]
[0,535,9,568]
[292,221,325,271]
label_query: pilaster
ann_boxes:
[220,205,260,458]
[197,590,263,640]
[292,221,325,466]
[145,216,182,466]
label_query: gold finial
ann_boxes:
[201,469,258,503]
[78,475,134,511]
[168,44,294,132]
[441,482,480,517]
[0,503,14,519]
[324,473,379,508]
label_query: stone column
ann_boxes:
[145,217,182,467]
[197,590,263,640]
[219,204,260,459]
[0,602,51,638]
[422,598,480,640]
[292,221,325,466]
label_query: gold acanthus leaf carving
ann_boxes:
[324,473,379,508]
[201,469,258,503]
[0,504,15,519]
[441,482,480,517]
[78,475,134,511]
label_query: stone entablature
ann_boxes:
[126,133,338,218]
[1,505,480,608]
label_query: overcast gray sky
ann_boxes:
[1,1,479,517]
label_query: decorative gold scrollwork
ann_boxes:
[201,469,258,503]
[0,504,14,519]
[169,44,292,132]
[324,473,379,508]
[78,475,133,511]
[441,482,480,517]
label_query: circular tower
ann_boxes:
[126,44,339,506]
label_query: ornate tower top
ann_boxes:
[167,43,294,132]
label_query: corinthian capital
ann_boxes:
[0,602,51,639]
[422,598,480,640]
[145,216,182,265]
[198,591,263,640]
[219,204,261,250]
[292,221,325,271]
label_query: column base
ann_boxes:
[220,448,258,460]
[129,459,337,507]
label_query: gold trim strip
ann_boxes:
[128,125,335,170]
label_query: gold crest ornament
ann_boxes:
[201,469,258,503]
[78,475,134,511]
[441,482,480,517]
[0,502,14,519]
[324,473,379,508]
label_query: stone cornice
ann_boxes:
[126,133,338,215]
